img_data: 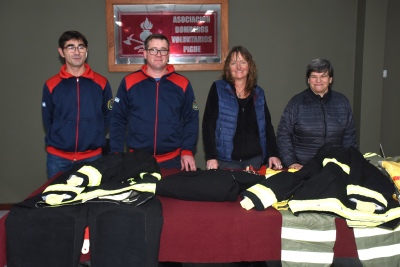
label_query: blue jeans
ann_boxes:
[218,155,263,170]
[46,153,102,179]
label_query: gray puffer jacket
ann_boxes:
[277,88,357,167]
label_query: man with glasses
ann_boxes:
[41,31,113,179]
[110,33,199,171]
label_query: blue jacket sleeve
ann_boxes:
[277,98,298,168]
[342,99,357,149]
[41,84,54,133]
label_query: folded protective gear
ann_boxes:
[39,149,161,206]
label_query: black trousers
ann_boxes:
[6,197,163,267]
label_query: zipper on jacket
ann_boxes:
[153,81,159,155]
[75,77,80,161]
[320,99,327,141]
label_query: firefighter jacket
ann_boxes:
[240,144,400,229]
[156,169,265,202]
[38,149,161,207]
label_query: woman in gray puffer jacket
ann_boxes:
[277,58,357,170]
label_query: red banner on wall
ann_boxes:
[118,12,217,57]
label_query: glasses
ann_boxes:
[64,45,87,53]
[146,48,169,56]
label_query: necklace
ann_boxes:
[236,88,245,98]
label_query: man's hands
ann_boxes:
[181,155,197,171]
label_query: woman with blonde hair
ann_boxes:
[202,46,282,170]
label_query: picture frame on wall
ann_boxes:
[106,0,228,72]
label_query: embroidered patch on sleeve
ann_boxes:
[192,100,199,110]
[107,99,114,110]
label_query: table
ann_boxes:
[0,168,360,266]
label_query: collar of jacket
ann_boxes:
[59,63,94,80]
[307,87,332,102]
[141,64,175,78]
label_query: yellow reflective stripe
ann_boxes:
[364,152,380,158]
[77,188,136,203]
[43,184,85,194]
[265,169,282,178]
[131,183,156,193]
[289,197,400,227]
[45,194,72,205]
[355,200,376,213]
[43,184,85,205]
[43,182,158,206]
[98,191,132,201]
[272,200,289,210]
[347,184,388,207]
[346,220,382,228]
[139,172,162,181]
[127,178,136,185]
[77,165,102,186]
[151,172,162,180]
[247,184,277,209]
[240,197,255,210]
[67,175,84,186]
[322,158,350,174]
[67,184,156,203]
[289,198,348,220]
[288,198,400,227]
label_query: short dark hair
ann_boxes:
[306,58,334,78]
[144,34,170,49]
[58,31,88,49]
[222,46,258,92]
